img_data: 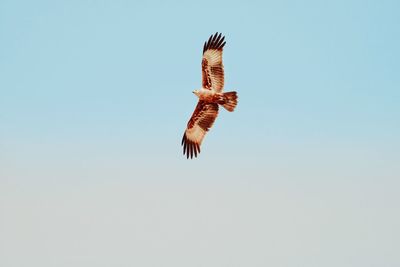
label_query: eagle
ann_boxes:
[181,32,238,159]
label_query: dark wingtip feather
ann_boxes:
[193,143,198,157]
[203,32,226,54]
[211,32,218,45]
[215,35,225,48]
[220,41,226,49]
[182,133,201,159]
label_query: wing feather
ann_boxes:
[202,32,226,92]
[182,101,219,159]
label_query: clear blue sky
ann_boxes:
[1,0,399,266]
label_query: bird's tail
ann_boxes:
[222,91,238,112]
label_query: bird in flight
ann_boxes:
[182,32,238,159]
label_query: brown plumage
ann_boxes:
[201,33,226,92]
[182,101,218,159]
[182,32,238,159]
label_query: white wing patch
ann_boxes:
[203,49,223,66]
[185,125,206,144]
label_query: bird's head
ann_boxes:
[192,90,200,97]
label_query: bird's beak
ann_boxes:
[192,91,195,94]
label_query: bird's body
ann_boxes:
[182,32,238,159]
[193,88,223,103]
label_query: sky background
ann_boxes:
[1,0,399,266]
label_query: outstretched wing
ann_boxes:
[182,101,219,159]
[202,32,226,92]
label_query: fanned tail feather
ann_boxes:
[222,91,238,112]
